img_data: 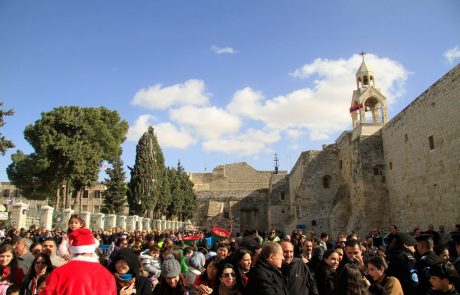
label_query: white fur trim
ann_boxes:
[69,244,97,254]
[71,253,99,263]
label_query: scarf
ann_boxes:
[115,273,136,289]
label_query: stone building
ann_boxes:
[189,60,460,237]
[189,162,287,233]
[280,60,460,237]
[0,182,109,214]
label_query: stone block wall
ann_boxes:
[382,64,460,230]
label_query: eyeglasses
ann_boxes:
[270,232,275,234]
[222,272,236,278]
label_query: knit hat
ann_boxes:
[68,228,97,254]
[161,254,181,278]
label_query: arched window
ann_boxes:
[323,175,331,189]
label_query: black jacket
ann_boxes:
[315,261,336,295]
[281,258,318,295]
[245,258,288,295]
[386,249,418,295]
[109,248,153,295]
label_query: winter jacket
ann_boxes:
[280,258,318,295]
[315,261,336,295]
[109,248,153,295]
[245,258,288,295]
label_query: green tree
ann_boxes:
[166,160,197,221]
[102,157,127,214]
[0,102,14,155]
[7,106,128,204]
[127,126,170,217]
[166,166,184,220]
[177,162,197,221]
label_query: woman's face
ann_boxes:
[115,260,130,275]
[34,257,47,274]
[220,267,236,288]
[324,252,340,272]
[367,263,384,282]
[165,276,179,288]
[69,218,82,231]
[239,253,252,272]
[0,250,13,267]
[207,262,218,280]
[335,248,344,262]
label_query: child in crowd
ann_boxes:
[139,245,162,279]
[58,215,85,261]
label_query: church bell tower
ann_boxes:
[350,52,388,130]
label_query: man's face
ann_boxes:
[42,241,56,256]
[428,224,434,231]
[389,226,397,234]
[14,239,27,256]
[345,244,362,261]
[439,225,445,232]
[269,246,284,269]
[281,242,294,265]
[304,241,313,254]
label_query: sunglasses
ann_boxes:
[222,272,236,278]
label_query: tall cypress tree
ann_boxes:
[127,126,170,217]
[102,157,126,214]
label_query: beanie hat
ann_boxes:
[162,254,181,278]
[68,228,97,254]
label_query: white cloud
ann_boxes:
[153,123,197,149]
[131,79,210,110]
[444,46,460,64]
[128,53,408,158]
[202,129,280,155]
[211,45,238,55]
[126,115,196,149]
[127,114,154,141]
[169,105,241,140]
[227,53,408,140]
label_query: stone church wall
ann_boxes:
[382,64,460,230]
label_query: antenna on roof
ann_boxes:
[274,153,279,174]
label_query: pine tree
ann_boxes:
[0,102,14,155]
[176,160,197,221]
[167,165,185,220]
[102,157,127,214]
[127,126,170,217]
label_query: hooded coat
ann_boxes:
[109,248,153,295]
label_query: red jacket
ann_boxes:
[39,259,116,295]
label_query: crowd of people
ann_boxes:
[0,217,460,295]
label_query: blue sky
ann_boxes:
[1,0,459,181]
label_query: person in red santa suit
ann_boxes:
[39,228,117,295]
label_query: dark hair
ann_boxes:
[334,264,368,295]
[345,240,360,249]
[200,256,221,282]
[6,284,21,295]
[367,256,388,270]
[429,262,460,282]
[323,249,338,261]
[217,242,230,250]
[0,244,19,284]
[30,241,42,252]
[67,214,85,234]
[36,273,50,291]
[26,253,53,281]
[232,248,252,269]
[42,237,57,245]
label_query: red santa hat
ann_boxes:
[68,228,97,254]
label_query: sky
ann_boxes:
[0,0,459,182]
